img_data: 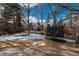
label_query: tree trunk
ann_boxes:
[27,4,30,35]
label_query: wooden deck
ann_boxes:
[0,39,79,56]
[0,46,79,56]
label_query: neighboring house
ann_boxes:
[64,11,79,39]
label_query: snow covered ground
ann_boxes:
[0,33,46,41]
[0,32,76,42]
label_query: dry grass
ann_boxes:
[0,39,53,48]
[0,39,79,52]
[0,39,34,48]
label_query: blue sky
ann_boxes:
[21,3,79,22]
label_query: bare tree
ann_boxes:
[56,3,79,43]
[1,3,23,33]
[38,4,44,31]
[48,3,62,37]
[22,3,31,35]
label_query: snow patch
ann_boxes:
[0,33,46,41]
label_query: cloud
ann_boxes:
[30,17,46,23]
[22,16,54,27]
[22,16,47,26]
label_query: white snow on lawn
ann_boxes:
[0,33,76,42]
[0,33,46,41]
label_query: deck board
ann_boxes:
[0,46,79,56]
